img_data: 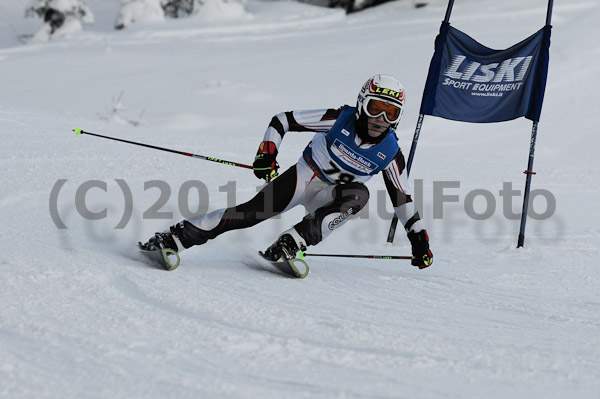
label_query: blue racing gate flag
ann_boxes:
[420,22,551,123]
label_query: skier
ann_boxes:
[140,74,433,270]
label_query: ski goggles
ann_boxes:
[364,98,402,124]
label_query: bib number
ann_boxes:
[322,161,355,184]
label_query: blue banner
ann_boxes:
[420,22,551,122]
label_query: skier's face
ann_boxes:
[366,114,390,138]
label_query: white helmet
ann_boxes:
[356,74,405,129]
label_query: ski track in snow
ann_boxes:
[1,0,600,398]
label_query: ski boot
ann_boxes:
[262,234,297,262]
[138,227,184,271]
[260,229,309,278]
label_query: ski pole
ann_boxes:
[74,128,254,170]
[300,253,412,260]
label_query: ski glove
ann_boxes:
[253,141,279,182]
[407,230,433,269]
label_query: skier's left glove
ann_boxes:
[407,230,433,269]
[253,141,279,182]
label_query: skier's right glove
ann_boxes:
[253,141,279,182]
[407,230,433,269]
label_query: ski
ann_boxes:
[258,251,309,279]
[138,243,180,271]
[137,240,307,276]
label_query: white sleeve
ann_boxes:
[262,108,341,149]
[383,152,424,234]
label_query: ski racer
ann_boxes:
[140,74,433,269]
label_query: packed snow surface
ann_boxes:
[1,0,599,398]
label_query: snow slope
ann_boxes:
[1,0,599,398]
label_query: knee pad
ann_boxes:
[332,182,370,213]
[295,182,370,246]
